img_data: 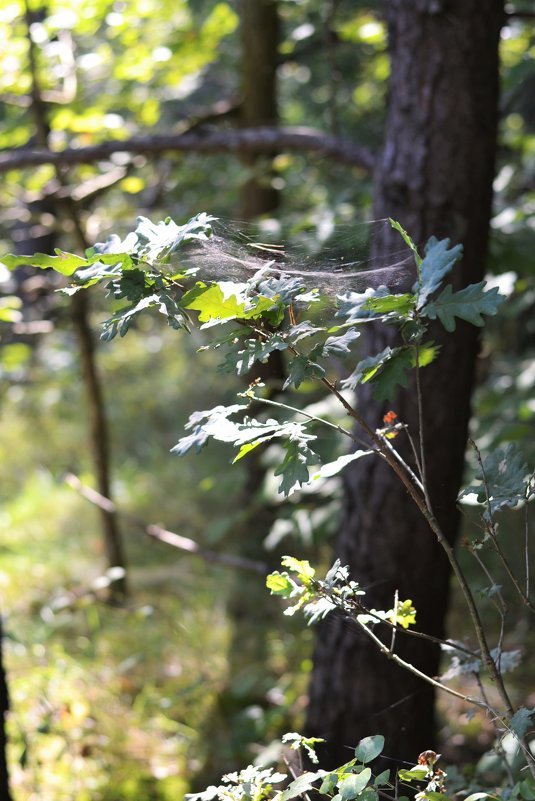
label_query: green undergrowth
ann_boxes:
[0,319,310,800]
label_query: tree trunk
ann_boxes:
[196,1,282,783]
[71,291,128,598]
[306,0,504,768]
[240,0,279,217]
[0,620,12,801]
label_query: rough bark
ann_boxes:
[306,0,504,768]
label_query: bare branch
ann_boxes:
[0,126,376,174]
[65,473,268,575]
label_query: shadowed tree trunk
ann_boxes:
[240,0,279,218]
[306,0,504,767]
[0,620,12,801]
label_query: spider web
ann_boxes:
[171,216,417,306]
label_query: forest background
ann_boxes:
[0,1,535,800]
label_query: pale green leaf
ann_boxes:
[354,735,385,764]
[339,768,371,800]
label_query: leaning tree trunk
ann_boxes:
[306,0,504,767]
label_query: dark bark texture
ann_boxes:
[306,0,504,768]
[0,621,12,801]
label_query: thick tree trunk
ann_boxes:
[306,0,504,767]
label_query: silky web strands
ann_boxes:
[168,216,417,323]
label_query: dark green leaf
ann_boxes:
[341,347,397,391]
[459,443,530,514]
[370,348,413,402]
[275,439,317,497]
[510,708,535,739]
[421,282,504,332]
[320,773,339,794]
[283,354,325,389]
[219,334,287,376]
[374,770,390,787]
[134,212,215,262]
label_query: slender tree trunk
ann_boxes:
[22,5,128,598]
[240,0,279,218]
[70,292,128,597]
[197,1,283,782]
[306,0,504,767]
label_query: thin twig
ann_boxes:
[470,438,535,614]
[65,473,268,575]
[525,499,530,600]
[389,589,399,654]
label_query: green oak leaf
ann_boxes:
[265,572,297,597]
[389,218,422,266]
[510,708,535,739]
[369,349,413,402]
[416,237,464,306]
[341,347,397,391]
[134,212,215,262]
[275,439,317,497]
[421,281,504,332]
[181,282,275,323]
[322,329,361,356]
[362,293,415,317]
[459,442,531,515]
[287,321,325,343]
[283,354,325,389]
[310,451,373,481]
[219,334,287,376]
[1,250,93,276]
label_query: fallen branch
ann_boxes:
[0,126,376,173]
[64,473,268,575]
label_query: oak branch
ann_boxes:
[0,126,376,174]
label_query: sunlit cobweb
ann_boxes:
[170,217,417,312]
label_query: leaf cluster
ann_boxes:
[1,213,506,501]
